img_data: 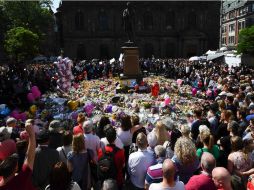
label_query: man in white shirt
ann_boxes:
[128,132,155,189]
[83,120,101,161]
[149,159,185,190]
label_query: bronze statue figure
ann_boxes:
[122,2,135,42]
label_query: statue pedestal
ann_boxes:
[121,46,142,80]
[116,44,143,93]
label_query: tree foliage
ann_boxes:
[1,1,53,36]
[237,26,254,55]
[4,27,39,62]
[0,0,53,61]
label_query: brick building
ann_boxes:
[220,0,254,48]
[56,1,220,59]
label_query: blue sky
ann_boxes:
[52,0,61,12]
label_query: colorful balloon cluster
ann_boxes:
[54,56,74,92]
[27,86,41,103]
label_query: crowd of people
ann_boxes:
[1,56,254,190]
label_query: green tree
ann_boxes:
[4,27,39,62]
[0,0,53,57]
[2,1,53,35]
[237,25,254,55]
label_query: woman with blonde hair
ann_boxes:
[171,137,199,184]
[179,124,190,138]
[196,130,220,160]
[67,134,93,190]
[152,120,170,145]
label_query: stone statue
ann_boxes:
[122,2,135,42]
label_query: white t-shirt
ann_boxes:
[45,181,81,190]
[128,149,155,188]
[100,137,124,149]
[116,128,132,146]
[149,181,185,190]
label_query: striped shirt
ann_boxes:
[145,160,164,186]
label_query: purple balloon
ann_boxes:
[84,104,94,117]
[27,93,35,102]
[105,105,112,113]
[71,112,78,120]
[20,112,27,121]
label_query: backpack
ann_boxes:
[97,145,118,181]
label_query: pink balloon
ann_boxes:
[177,79,183,86]
[27,93,35,102]
[31,87,40,94]
[32,90,41,99]
[192,88,197,96]
[214,89,218,96]
[31,86,39,92]
[164,97,171,105]
[206,89,212,97]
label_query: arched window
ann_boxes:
[75,10,84,30]
[143,11,153,30]
[100,44,109,59]
[188,11,197,28]
[77,43,86,60]
[144,43,154,58]
[98,10,109,31]
[166,11,175,30]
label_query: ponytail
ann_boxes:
[208,135,214,150]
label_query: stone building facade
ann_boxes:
[56,1,220,59]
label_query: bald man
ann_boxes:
[185,152,216,190]
[212,167,232,190]
[149,159,185,190]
